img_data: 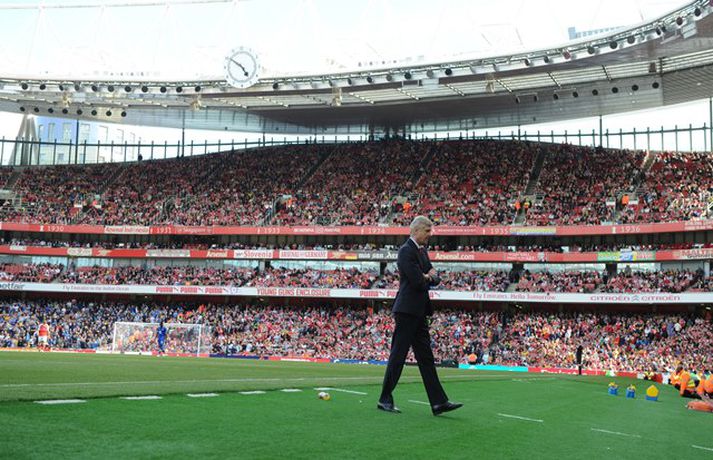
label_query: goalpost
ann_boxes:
[111,322,212,356]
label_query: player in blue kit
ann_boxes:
[157,321,167,356]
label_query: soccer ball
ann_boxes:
[318,391,331,401]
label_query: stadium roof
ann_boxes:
[0,0,712,134]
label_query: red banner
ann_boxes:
[2,220,713,236]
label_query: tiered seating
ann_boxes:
[0,141,710,226]
[525,145,644,225]
[273,141,429,225]
[0,263,63,282]
[516,270,602,293]
[0,164,116,223]
[392,140,536,226]
[2,261,709,294]
[601,269,703,293]
[619,152,713,223]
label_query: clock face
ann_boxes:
[224,47,260,89]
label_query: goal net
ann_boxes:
[111,322,212,356]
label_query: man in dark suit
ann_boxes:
[377,216,463,416]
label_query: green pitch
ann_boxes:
[0,352,710,459]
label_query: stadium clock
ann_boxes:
[224,47,261,89]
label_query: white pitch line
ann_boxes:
[314,387,366,395]
[408,400,430,406]
[187,393,219,398]
[497,413,544,423]
[330,388,368,395]
[0,374,512,389]
[34,399,85,405]
[692,445,713,452]
[280,389,302,393]
[591,428,641,438]
[239,391,266,395]
[120,395,162,400]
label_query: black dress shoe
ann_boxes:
[432,401,463,416]
[376,401,401,413]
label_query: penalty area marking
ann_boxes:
[591,428,641,438]
[280,389,302,393]
[408,400,430,406]
[692,446,713,452]
[187,393,219,398]
[121,395,162,400]
[34,399,85,405]
[239,391,266,395]
[497,413,544,423]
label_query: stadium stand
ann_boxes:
[618,151,713,223]
[391,140,536,226]
[1,301,710,374]
[1,140,710,226]
[524,145,645,225]
[0,261,709,294]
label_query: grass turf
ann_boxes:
[0,351,710,459]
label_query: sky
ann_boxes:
[2,0,710,158]
[0,0,689,80]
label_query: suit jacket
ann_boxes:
[392,238,439,317]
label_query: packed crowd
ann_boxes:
[373,268,511,291]
[516,270,602,293]
[0,164,116,224]
[58,265,258,286]
[0,261,710,293]
[272,140,428,225]
[83,155,221,225]
[1,300,710,373]
[525,145,645,226]
[245,267,377,289]
[619,151,713,223]
[392,140,535,226]
[0,263,63,283]
[601,269,703,293]
[490,311,713,373]
[439,270,511,291]
[0,141,711,227]
[167,146,322,226]
[1,262,383,289]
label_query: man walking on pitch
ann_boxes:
[377,216,463,416]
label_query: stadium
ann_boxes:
[0,0,712,458]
